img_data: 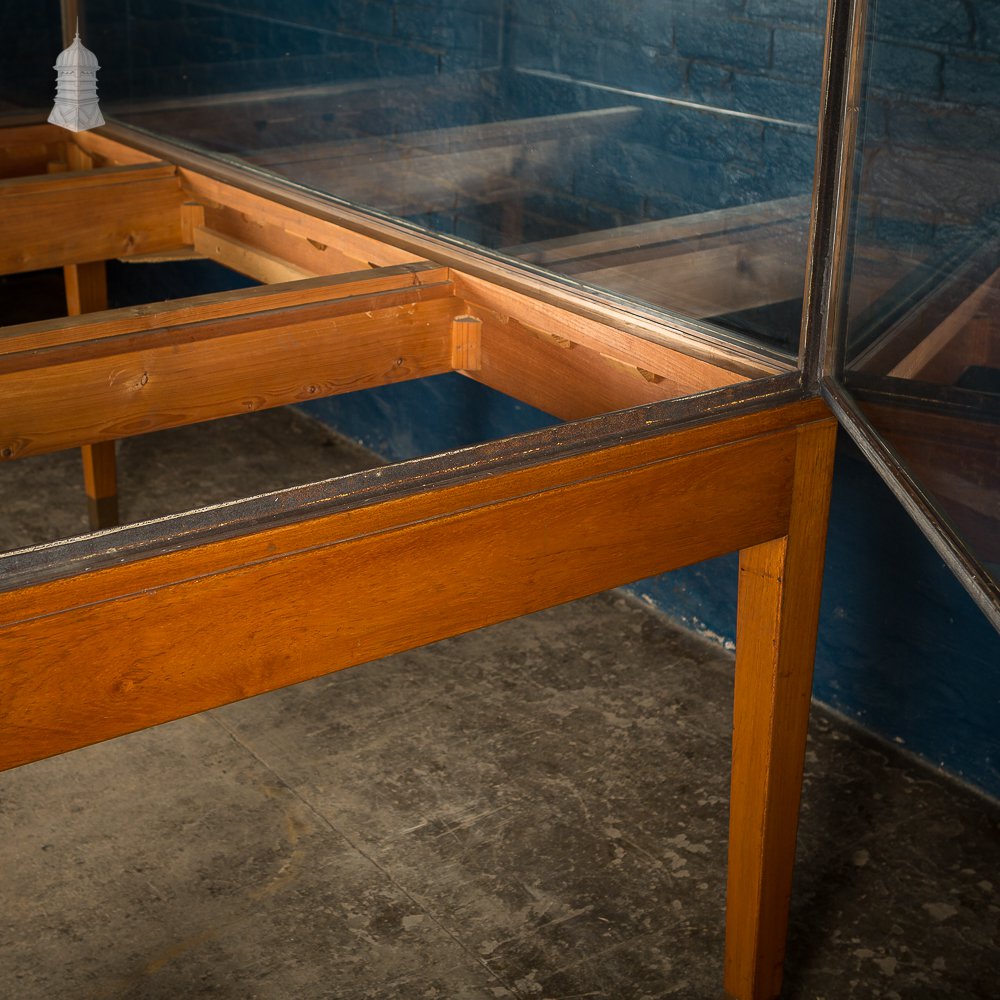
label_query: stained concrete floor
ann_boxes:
[1,407,998,1000]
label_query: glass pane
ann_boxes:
[78,0,828,357]
[843,0,1000,591]
[0,2,62,117]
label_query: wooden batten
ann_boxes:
[0,264,451,354]
[0,123,68,179]
[200,203,373,276]
[886,267,1000,382]
[178,169,424,268]
[464,304,687,420]
[509,196,811,267]
[0,163,186,274]
[191,226,319,283]
[564,229,808,319]
[69,131,164,168]
[0,278,460,460]
[0,122,762,451]
[453,271,755,391]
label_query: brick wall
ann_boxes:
[853,1,1000,259]
[511,0,827,122]
[84,0,503,102]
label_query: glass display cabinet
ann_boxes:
[0,2,996,998]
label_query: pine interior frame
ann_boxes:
[0,121,836,1000]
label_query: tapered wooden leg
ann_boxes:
[724,420,837,1000]
[64,261,119,530]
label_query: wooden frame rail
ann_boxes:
[0,122,837,1000]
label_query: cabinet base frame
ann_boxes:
[0,122,835,1000]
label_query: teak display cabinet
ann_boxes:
[2,0,997,998]
[0,121,834,1000]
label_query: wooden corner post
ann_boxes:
[725,418,837,1000]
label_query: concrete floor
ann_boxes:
[1,407,998,999]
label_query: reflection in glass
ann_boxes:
[79,0,828,355]
[843,0,1000,589]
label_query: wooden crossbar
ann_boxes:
[0,162,185,273]
[0,269,459,460]
[0,123,68,179]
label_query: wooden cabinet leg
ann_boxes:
[81,441,119,530]
[63,260,107,316]
[64,261,120,530]
[724,420,837,1000]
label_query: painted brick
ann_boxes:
[762,125,816,187]
[873,214,937,252]
[730,70,820,123]
[745,0,825,28]
[371,41,438,75]
[874,0,972,48]
[513,25,559,72]
[771,26,824,82]
[687,60,734,104]
[674,15,772,72]
[867,42,941,98]
[673,0,748,16]
[559,30,603,79]
[600,40,686,96]
[644,105,766,166]
[857,101,889,143]
[395,6,479,52]
[976,4,1000,55]
[523,190,596,234]
[865,144,1000,223]
[352,2,394,38]
[944,53,1000,105]
[533,0,672,48]
[575,140,658,206]
[651,153,733,209]
[887,103,1000,153]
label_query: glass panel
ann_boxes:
[0,2,62,117]
[78,0,828,357]
[842,0,1000,591]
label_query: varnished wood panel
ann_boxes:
[0,410,829,772]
